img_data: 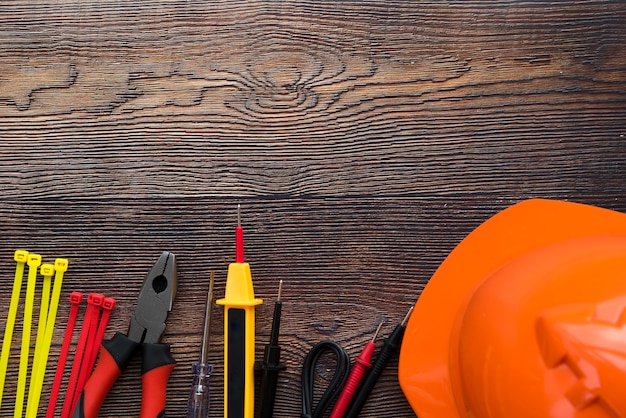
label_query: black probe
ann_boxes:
[258,280,287,418]
[344,306,414,418]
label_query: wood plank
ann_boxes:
[0,1,624,417]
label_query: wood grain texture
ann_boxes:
[0,1,625,417]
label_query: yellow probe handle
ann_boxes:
[216,262,262,418]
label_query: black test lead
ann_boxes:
[258,280,286,418]
[344,305,414,418]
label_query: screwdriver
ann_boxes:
[187,272,215,418]
[344,306,414,418]
[216,205,262,418]
[329,321,384,418]
[258,280,286,418]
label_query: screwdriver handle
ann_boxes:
[141,343,176,418]
[329,341,376,418]
[187,363,212,418]
[71,333,138,418]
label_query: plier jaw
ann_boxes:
[128,251,177,344]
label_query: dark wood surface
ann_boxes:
[0,1,625,417]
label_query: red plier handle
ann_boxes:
[71,333,176,418]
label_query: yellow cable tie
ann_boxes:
[14,253,41,418]
[25,263,54,418]
[0,250,29,409]
[25,258,68,418]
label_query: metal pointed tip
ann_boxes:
[402,305,414,326]
[372,320,384,342]
[277,280,283,302]
[201,272,215,364]
[237,204,241,226]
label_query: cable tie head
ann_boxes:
[14,250,29,263]
[40,263,55,277]
[102,297,116,311]
[54,258,69,273]
[27,253,42,267]
[70,292,84,305]
[87,293,105,307]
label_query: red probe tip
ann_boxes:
[235,205,244,263]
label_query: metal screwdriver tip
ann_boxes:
[237,204,241,226]
[277,280,283,302]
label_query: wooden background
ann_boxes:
[0,1,625,417]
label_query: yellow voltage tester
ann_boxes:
[217,206,262,418]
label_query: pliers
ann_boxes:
[71,251,177,418]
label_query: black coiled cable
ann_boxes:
[301,340,351,418]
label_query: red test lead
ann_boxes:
[329,321,384,418]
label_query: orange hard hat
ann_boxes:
[398,199,626,418]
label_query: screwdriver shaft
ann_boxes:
[201,272,215,365]
[187,272,215,418]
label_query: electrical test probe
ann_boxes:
[344,306,413,418]
[216,205,262,418]
[329,321,384,418]
[258,280,287,418]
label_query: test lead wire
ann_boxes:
[258,280,287,418]
[344,306,414,418]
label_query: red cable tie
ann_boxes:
[46,291,83,418]
[75,293,106,408]
[61,293,104,418]
[84,296,116,383]
[82,293,105,379]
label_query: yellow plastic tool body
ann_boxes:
[26,258,68,418]
[0,250,29,408]
[15,253,42,418]
[216,262,262,418]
